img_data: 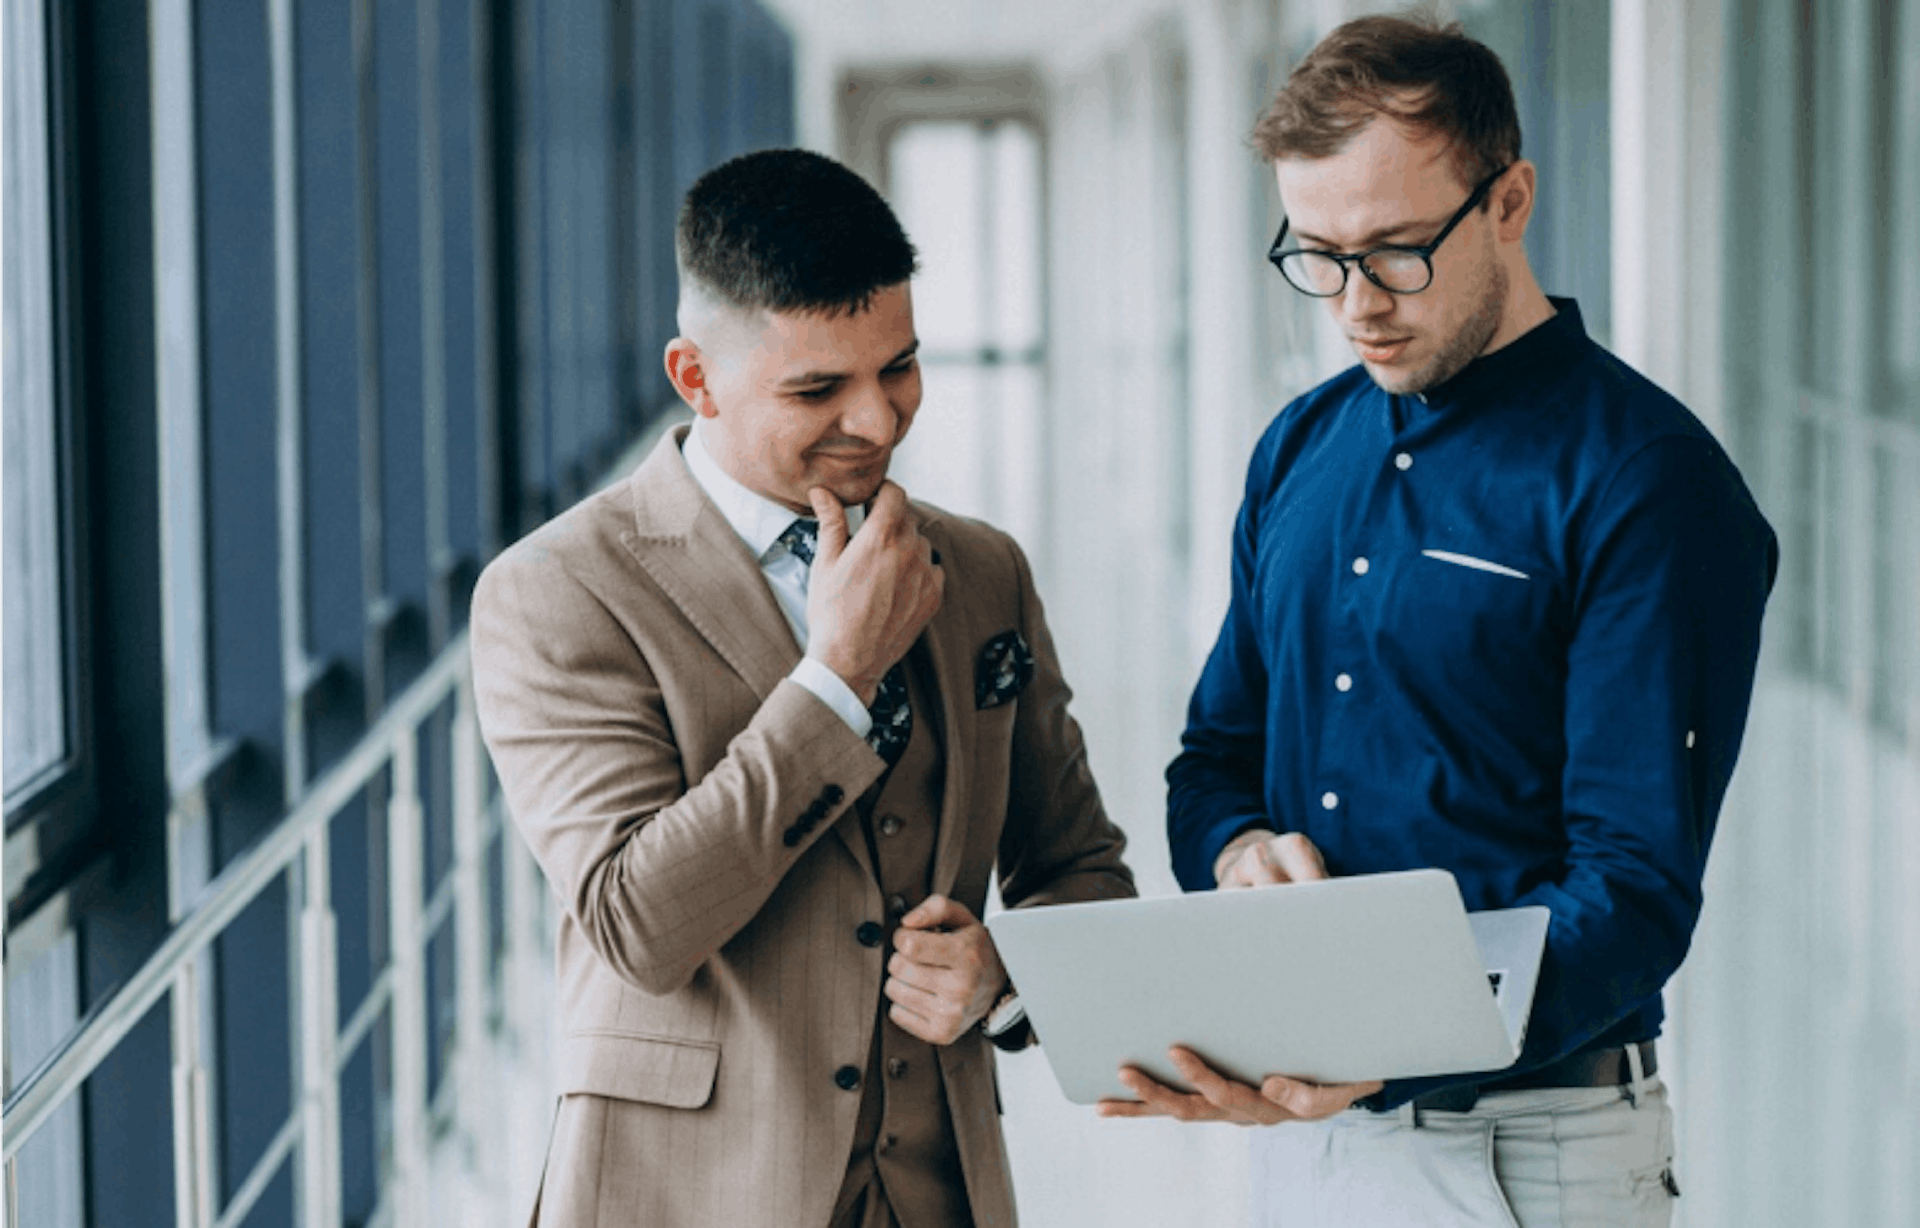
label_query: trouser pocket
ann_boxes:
[1250,1114,1519,1228]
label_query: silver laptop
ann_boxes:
[984,869,1548,1105]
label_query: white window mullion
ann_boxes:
[152,0,214,809]
[270,0,311,796]
[150,8,223,1224]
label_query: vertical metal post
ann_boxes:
[387,729,429,1226]
[295,832,342,1228]
[451,672,490,1183]
[169,962,214,1228]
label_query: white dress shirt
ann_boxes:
[682,421,872,737]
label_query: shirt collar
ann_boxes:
[682,421,864,561]
[1413,296,1592,414]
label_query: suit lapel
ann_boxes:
[918,518,973,896]
[619,425,800,701]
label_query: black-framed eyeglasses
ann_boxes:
[1267,165,1511,297]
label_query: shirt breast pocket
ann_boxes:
[1399,548,1558,658]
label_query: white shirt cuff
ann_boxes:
[790,657,874,738]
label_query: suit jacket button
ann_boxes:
[834,1065,861,1091]
[856,921,884,948]
[824,784,845,805]
[782,829,802,848]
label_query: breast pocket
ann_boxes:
[1390,547,1561,669]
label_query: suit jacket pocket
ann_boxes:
[559,1031,721,1108]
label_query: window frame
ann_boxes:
[4,0,102,932]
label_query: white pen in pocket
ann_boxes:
[1421,549,1530,580]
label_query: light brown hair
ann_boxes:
[1252,12,1521,191]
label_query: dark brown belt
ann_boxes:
[1407,1041,1658,1114]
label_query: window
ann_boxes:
[5,13,111,1225]
[1457,0,1613,344]
[1723,0,1919,740]
[4,0,70,810]
[886,118,1047,546]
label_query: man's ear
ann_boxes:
[1492,160,1537,245]
[664,338,718,417]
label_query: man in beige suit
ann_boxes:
[471,148,1134,1228]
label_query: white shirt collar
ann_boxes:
[682,420,864,561]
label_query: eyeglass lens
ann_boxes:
[1278,248,1433,297]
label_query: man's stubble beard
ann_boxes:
[1375,258,1509,396]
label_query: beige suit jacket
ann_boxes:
[471,425,1134,1227]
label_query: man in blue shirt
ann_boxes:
[1098,15,1776,1227]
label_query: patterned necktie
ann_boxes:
[777,518,912,765]
[776,517,818,566]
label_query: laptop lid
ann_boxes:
[985,869,1549,1105]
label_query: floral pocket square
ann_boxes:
[975,630,1035,709]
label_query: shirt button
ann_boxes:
[1395,451,1413,471]
[1321,791,1340,811]
[1352,557,1370,575]
[888,1057,909,1079]
[834,1065,861,1091]
[1335,673,1353,692]
[879,814,903,836]
[856,921,884,948]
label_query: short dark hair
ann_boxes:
[1251,13,1520,191]
[675,148,918,317]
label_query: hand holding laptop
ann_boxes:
[1097,830,1382,1124]
[1098,1047,1382,1125]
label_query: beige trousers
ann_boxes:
[1250,1081,1678,1228]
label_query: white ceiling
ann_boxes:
[759,0,1188,68]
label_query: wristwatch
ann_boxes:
[980,986,1032,1051]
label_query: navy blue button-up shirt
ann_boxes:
[1167,300,1777,1106]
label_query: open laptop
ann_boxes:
[984,869,1549,1105]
